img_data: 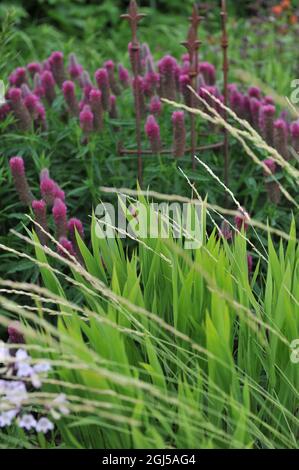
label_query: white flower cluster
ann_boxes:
[0,341,69,433]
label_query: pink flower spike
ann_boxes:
[68,217,84,239]
[290,121,299,153]
[62,80,79,116]
[220,220,233,241]
[41,71,56,104]
[27,62,42,77]
[95,68,110,111]
[180,74,191,106]
[234,208,250,232]
[24,94,39,116]
[9,156,33,205]
[248,86,261,99]
[250,97,261,129]
[118,64,130,88]
[199,62,216,86]
[89,88,103,131]
[104,60,120,95]
[149,96,162,115]
[172,111,186,158]
[8,321,24,344]
[40,177,57,206]
[11,67,27,87]
[68,53,83,80]
[274,118,289,160]
[32,199,49,245]
[57,237,75,259]
[158,55,177,100]
[247,254,253,274]
[109,95,118,120]
[8,87,32,131]
[52,198,67,239]
[49,51,66,87]
[80,104,94,135]
[145,115,161,154]
[259,104,276,145]
[263,158,276,175]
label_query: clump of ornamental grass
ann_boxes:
[0,194,298,449]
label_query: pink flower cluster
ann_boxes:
[228,84,299,161]
[9,156,84,261]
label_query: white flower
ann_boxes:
[33,362,51,374]
[16,362,33,378]
[18,414,37,431]
[51,393,70,417]
[5,381,27,406]
[36,417,54,433]
[0,409,17,427]
[31,374,41,389]
[0,341,10,364]
[15,349,29,362]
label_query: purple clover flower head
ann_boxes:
[68,53,83,80]
[9,156,33,205]
[234,207,250,232]
[262,159,281,204]
[57,237,75,259]
[274,118,289,160]
[219,220,233,241]
[128,42,142,74]
[104,60,121,96]
[95,68,110,111]
[145,115,161,154]
[79,104,94,135]
[8,321,24,344]
[35,102,47,131]
[68,218,84,239]
[228,83,238,96]
[172,111,186,158]
[263,96,275,105]
[263,158,276,175]
[199,62,216,86]
[52,198,67,239]
[259,104,276,146]
[248,86,261,99]
[33,73,44,98]
[20,84,31,98]
[67,218,84,264]
[247,254,253,274]
[8,87,32,131]
[23,93,40,117]
[41,71,56,104]
[290,121,299,153]
[143,71,159,97]
[89,88,103,131]
[0,103,11,121]
[180,74,191,106]
[62,80,79,116]
[132,76,146,117]
[118,64,130,88]
[27,62,42,77]
[9,67,27,87]
[149,95,162,115]
[158,55,177,100]
[230,90,244,117]
[49,51,66,87]
[243,95,252,123]
[250,97,261,129]
[109,95,118,120]
[40,177,57,206]
[32,199,49,245]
